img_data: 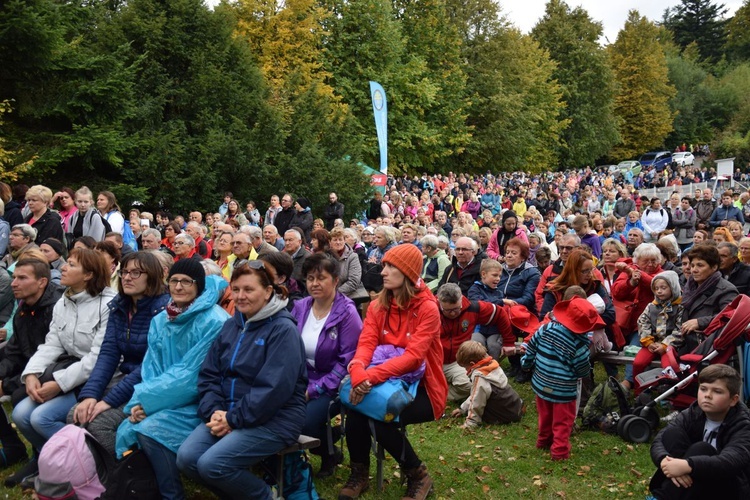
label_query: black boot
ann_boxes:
[317,446,343,478]
[4,455,38,488]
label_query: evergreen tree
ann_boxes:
[531,0,619,167]
[608,11,676,160]
[725,0,750,62]
[663,0,729,63]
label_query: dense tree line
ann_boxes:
[1,0,750,213]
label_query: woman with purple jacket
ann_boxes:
[291,252,362,478]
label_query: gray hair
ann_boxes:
[200,259,223,276]
[343,228,360,244]
[186,221,201,231]
[142,228,161,240]
[12,224,37,241]
[284,229,301,241]
[437,235,449,247]
[628,228,644,239]
[376,226,396,244]
[421,234,439,249]
[559,233,581,246]
[247,226,262,240]
[174,233,195,248]
[633,242,662,263]
[718,242,739,257]
[436,283,463,304]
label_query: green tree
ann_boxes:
[531,0,619,167]
[663,0,728,63]
[444,0,566,173]
[725,0,750,62]
[608,11,676,159]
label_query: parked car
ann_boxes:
[671,152,695,167]
[639,151,672,172]
[611,161,642,177]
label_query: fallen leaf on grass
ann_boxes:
[627,444,634,451]
[481,466,493,473]
[555,491,566,498]
[482,484,490,494]
[580,466,591,472]
[630,468,643,478]
[476,476,484,483]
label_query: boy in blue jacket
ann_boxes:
[468,259,504,360]
[521,296,602,460]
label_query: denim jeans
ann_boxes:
[176,423,287,500]
[301,394,339,456]
[12,392,78,452]
[137,433,185,500]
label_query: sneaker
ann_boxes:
[4,456,38,488]
[19,472,37,491]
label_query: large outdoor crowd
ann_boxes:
[1,159,750,500]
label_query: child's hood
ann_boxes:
[468,356,508,388]
[651,270,681,300]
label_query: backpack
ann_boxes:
[581,376,631,433]
[99,448,160,500]
[262,451,320,500]
[99,212,113,234]
[34,425,106,500]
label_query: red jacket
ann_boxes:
[610,258,662,334]
[440,297,514,365]
[349,287,447,420]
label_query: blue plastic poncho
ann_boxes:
[115,275,230,456]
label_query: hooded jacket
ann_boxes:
[498,262,541,313]
[334,244,368,300]
[637,270,684,348]
[0,282,64,395]
[611,258,663,334]
[348,286,447,420]
[77,292,170,408]
[291,292,362,399]
[22,286,117,393]
[115,276,229,455]
[459,356,523,428]
[291,209,313,243]
[197,296,307,445]
[422,248,451,293]
[650,401,750,497]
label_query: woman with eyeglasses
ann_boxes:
[70,252,170,456]
[8,249,116,485]
[339,244,446,500]
[114,259,229,499]
[212,230,236,280]
[290,253,362,478]
[2,224,38,271]
[160,221,182,255]
[177,259,307,499]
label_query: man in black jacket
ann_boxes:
[718,242,750,296]
[323,192,344,231]
[273,193,296,236]
[0,258,63,464]
[439,236,483,296]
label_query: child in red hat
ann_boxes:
[521,296,605,460]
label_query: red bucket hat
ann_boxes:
[553,296,606,334]
[508,305,540,335]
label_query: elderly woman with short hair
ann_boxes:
[3,224,38,270]
[173,233,200,262]
[367,226,397,264]
[24,185,63,245]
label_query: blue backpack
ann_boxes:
[263,451,320,500]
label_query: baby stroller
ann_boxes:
[620,295,750,443]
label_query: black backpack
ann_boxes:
[84,435,160,500]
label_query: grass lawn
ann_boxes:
[0,363,658,499]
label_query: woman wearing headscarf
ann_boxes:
[486,210,529,260]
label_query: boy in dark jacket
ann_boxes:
[649,364,750,499]
[468,259,504,359]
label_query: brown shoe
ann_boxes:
[402,463,433,500]
[338,462,370,499]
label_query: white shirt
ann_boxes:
[300,311,329,369]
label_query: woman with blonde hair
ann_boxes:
[24,185,63,245]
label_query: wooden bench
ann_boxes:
[275,435,320,499]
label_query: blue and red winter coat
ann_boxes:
[291,292,362,399]
[197,304,307,444]
[77,292,169,408]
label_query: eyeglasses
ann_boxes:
[454,247,473,252]
[118,269,143,279]
[558,245,577,251]
[234,259,273,280]
[173,241,189,247]
[232,241,247,246]
[440,305,462,314]
[168,278,196,287]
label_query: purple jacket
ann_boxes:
[291,292,362,399]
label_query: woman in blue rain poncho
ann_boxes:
[115,259,229,500]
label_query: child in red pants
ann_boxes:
[634,270,683,394]
[521,297,603,460]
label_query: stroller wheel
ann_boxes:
[637,405,660,430]
[617,415,636,440]
[623,416,652,443]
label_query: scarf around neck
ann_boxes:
[682,271,721,311]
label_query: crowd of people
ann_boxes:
[1,161,750,499]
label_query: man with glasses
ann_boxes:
[231,233,257,269]
[323,192,344,231]
[718,242,750,296]
[439,236,483,296]
[273,193,296,236]
[185,222,210,259]
[535,233,596,312]
[436,284,514,401]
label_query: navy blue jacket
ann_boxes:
[467,281,505,337]
[77,292,169,407]
[498,263,541,314]
[197,307,307,444]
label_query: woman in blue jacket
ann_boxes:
[177,259,307,500]
[115,259,229,500]
[71,251,170,455]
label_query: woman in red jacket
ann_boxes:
[340,244,447,500]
